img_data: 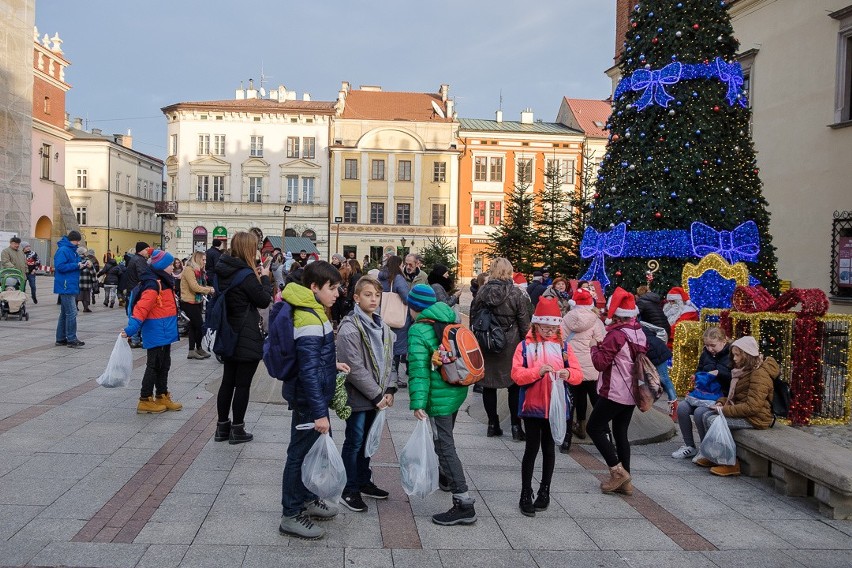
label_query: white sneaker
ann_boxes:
[671,445,697,459]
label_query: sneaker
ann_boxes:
[196,347,212,359]
[187,351,204,360]
[66,340,85,348]
[396,380,407,389]
[303,499,338,521]
[279,513,325,540]
[432,498,477,526]
[341,493,368,512]
[671,445,697,459]
[360,481,389,499]
[55,340,67,346]
[668,400,679,422]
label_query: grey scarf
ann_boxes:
[353,304,389,388]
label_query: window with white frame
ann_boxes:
[489,201,502,225]
[489,157,503,182]
[372,159,385,180]
[344,201,358,223]
[170,134,178,156]
[137,179,142,197]
[197,176,209,201]
[250,135,264,157]
[370,202,385,224]
[344,159,358,179]
[431,203,447,226]
[126,209,131,229]
[286,175,299,203]
[398,160,412,181]
[517,158,533,184]
[433,161,446,182]
[302,137,316,159]
[115,173,121,193]
[396,203,411,225]
[473,201,486,225]
[76,169,87,189]
[212,175,225,201]
[474,156,487,181]
[75,206,87,225]
[249,177,262,202]
[126,175,131,193]
[198,134,210,155]
[546,158,575,185]
[137,212,142,230]
[287,137,300,158]
[832,8,852,123]
[115,205,122,228]
[40,144,51,180]
[302,177,315,204]
[213,134,226,156]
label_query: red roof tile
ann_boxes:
[563,98,612,138]
[341,90,453,122]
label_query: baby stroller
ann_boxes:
[0,268,29,321]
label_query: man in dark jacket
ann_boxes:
[636,285,671,340]
[527,271,547,308]
[54,231,85,348]
[125,242,151,347]
[206,239,224,275]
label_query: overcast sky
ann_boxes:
[37,0,616,159]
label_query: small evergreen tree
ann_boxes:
[534,162,577,277]
[421,236,458,277]
[487,173,535,274]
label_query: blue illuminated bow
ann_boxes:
[580,223,627,288]
[690,220,760,264]
[715,58,746,107]
[630,62,682,110]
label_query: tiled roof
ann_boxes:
[562,98,612,138]
[341,90,453,122]
[458,118,582,136]
[161,99,336,115]
[67,127,164,164]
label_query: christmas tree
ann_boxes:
[533,163,577,277]
[581,0,779,294]
[488,175,536,274]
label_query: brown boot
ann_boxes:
[156,392,183,411]
[572,420,587,440]
[710,461,741,477]
[600,463,631,494]
[137,396,167,414]
[614,480,634,496]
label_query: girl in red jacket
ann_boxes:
[511,297,582,517]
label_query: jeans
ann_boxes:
[482,384,520,427]
[432,413,472,502]
[281,407,321,517]
[342,409,377,494]
[587,397,635,470]
[103,285,117,306]
[656,362,677,401]
[26,273,36,300]
[140,345,171,398]
[217,359,259,424]
[55,293,78,342]
[522,417,555,490]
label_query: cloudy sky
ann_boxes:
[37,0,616,159]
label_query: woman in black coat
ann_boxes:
[212,232,272,445]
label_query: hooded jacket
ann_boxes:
[511,330,583,419]
[562,307,606,382]
[214,255,272,362]
[408,302,468,416]
[718,357,778,429]
[280,282,336,421]
[591,319,647,406]
[125,252,149,291]
[469,279,532,389]
[636,291,671,338]
[336,308,397,412]
[697,344,734,395]
[124,268,178,348]
[52,236,81,295]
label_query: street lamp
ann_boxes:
[334,217,343,257]
[281,205,292,249]
[400,236,407,257]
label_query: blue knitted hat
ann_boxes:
[408,284,437,312]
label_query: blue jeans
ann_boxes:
[281,407,322,517]
[656,362,677,401]
[26,273,36,299]
[342,409,377,494]
[56,293,78,342]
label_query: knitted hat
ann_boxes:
[21,241,30,248]
[76,246,88,256]
[731,335,760,357]
[531,297,563,326]
[67,230,82,242]
[136,241,150,253]
[512,272,528,288]
[605,286,639,325]
[666,286,689,302]
[569,288,594,309]
[408,284,437,312]
[149,249,174,271]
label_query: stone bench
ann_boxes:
[733,424,852,520]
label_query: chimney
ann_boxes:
[520,108,534,124]
[446,99,455,118]
[360,85,382,92]
[246,78,257,99]
[302,93,311,101]
[495,110,503,123]
[73,116,83,130]
[114,129,132,149]
[235,81,245,100]
[91,128,102,136]
[439,84,449,103]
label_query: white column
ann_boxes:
[360,153,369,224]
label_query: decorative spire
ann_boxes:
[50,33,63,54]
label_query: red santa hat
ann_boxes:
[605,286,639,325]
[531,297,563,326]
[666,286,690,302]
[513,272,528,288]
[568,288,594,309]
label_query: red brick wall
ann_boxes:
[614,0,632,63]
[33,75,66,129]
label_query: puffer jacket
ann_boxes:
[642,327,672,366]
[125,253,149,291]
[408,302,468,417]
[214,255,272,362]
[280,282,337,421]
[469,279,532,389]
[124,269,179,349]
[541,285,571,315]
[53,236,81,295]
[336,308,397,412]
[98,260,120,286]
[718,357,778,429]
[562,307,606,382]
[698,344,733,394]
[180,268,213,304]
[511,330,582,419]
[591,319,647,406]
[636,291,671,338]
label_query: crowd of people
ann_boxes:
[4,231,781,539]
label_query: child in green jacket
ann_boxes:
[407,284,475,526]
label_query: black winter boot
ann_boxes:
[432,497,477,525]
[559,427,573,454]
[229,423,253,445]
[511,424,526,442]
[533,484,550,511]
[214,421,231,442]
[519,488,536,517]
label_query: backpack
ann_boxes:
[206,268,254,358]
[771,376,791,425]
[621,332,663,412]
[126,279,163,319]
[426,320,485,386]
[263,299,320,382]
[470,303,507,354]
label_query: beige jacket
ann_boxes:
[1,246,27,274]
[180,270,214,303]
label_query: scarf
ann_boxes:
[352,304,392,392]
[404,266,421,282]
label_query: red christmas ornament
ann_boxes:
[703,160,709,165]
[632,22,637,28]
[652,37,659,44]
[713,105,721,112]
[658,137,665,142]
[693,23,700,30]
[654,212,662,219]
[612,134,620,141]
[615,270,622,277]
[594,193,600,199]
[754,168,760,174]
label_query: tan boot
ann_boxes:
[614,480,634,496]
[156,392,183,411]
[600,463,631,494]
[710,461,741,477]
[573,420,587,440]
[137,396,167,414]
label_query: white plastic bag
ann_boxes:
[96,334,133,388]
[364,409,386,458]
[301,433,346,503]
[399,418,439,498]
[549,373,567,445]
[699,412,737,465]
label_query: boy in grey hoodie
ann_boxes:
[336,275,398,513]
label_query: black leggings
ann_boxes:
[183,302,204,350]
[570,381,599,422]
[586,397,635,471]
[217,359,260,424]
[482,384,520,427]
[521,417,555,490]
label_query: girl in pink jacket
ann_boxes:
[512,298,582,518]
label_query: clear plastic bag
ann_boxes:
[399,418,439,498]
[364,409,386,458]
[96,334,133,388]
[699,412,737,465]
[549,373,567,445]
[301,433,346,503]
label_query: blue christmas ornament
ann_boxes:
[639,132,646,138]
[648,11,654,17]
[692,91,699,97]
[684,142,690,148]
[676,2,682,7]
[605,203,611,209]
[647,156,653,161]
[616,210,622,215]
[720,208,726,213]
[657,27,663,33]
[695,129,701,135]
[664,167,671,173]
[670,192,677,198]
[696,169,702,175]
[621,161,628,167]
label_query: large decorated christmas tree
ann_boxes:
[581,0,779,294]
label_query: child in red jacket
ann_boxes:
[511,298,582,517]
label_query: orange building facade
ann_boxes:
[456,111,584,279]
